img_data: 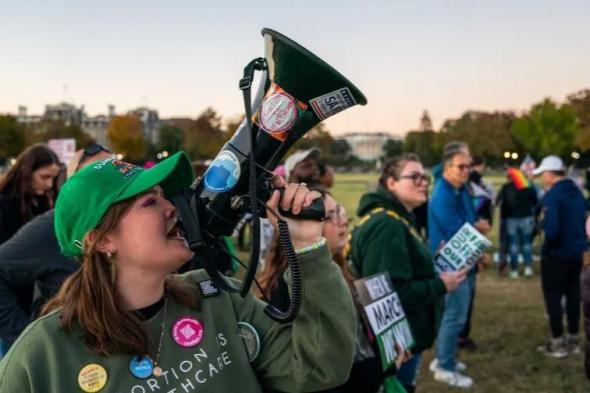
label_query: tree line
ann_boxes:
[391,89,590,167]
[1,89,589,167]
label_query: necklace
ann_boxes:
[150,296,168,377]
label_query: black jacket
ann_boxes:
[0,194,51,244]
[496,182,538,219]
[541,179,587,258]
[0,210,78,343]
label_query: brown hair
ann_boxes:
[42,198,200,357]
[256,188,357,300]
[256,232,357,300]
[0,143,60,221]
[379,153,421,188]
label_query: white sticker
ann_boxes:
[259,92,298,134]
[309,87,356,120]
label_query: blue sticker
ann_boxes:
[204,150,241,193]
[129,355,153,379]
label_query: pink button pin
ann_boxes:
[172,317,204,347]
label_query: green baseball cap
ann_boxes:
[55,151,194,258]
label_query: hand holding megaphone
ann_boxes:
[266,176,324,250]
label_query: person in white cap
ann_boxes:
[534,155,587,358]
[284,148,321,185]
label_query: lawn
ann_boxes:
[331,172,588,393]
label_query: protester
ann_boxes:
[350,154,465,393]
[318,161,335,189]
[459,156,493,351]
[0,144,112,348]
[0,143,61,357]
[495,168,538,278]
[468,156,493,223]
[258,189,387,393]
[534,155,586,358]
[428,141,490,388]
[285,148,321,185]
[0,152,356,392]
[0,143,60,243]
[583,216,590,379]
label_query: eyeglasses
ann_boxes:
[399,173,431,186]
[324,205,348,225]
[75,144,111,172]
[452,164,472,172]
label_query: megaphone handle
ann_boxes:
[275,188,326,221]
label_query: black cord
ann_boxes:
[215,246,274,305]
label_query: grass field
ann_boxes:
[331,172,588,393]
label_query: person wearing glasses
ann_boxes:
[427,142,490,389]
[350,154,465,393]
[0,151,356,393]
[257,188,351,312]
[257,190,383,393]
[0,145,112,352]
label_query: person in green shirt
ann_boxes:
[0,151,356,393]
[350,154,465,393]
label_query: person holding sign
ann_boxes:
[350,154,465,393]
[427,142,490,389]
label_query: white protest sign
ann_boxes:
[434,222,491,273]
[354,272,415,371]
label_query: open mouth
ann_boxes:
[167,218,188,243]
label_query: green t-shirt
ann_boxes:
[0,245,356,393]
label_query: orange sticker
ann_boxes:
[254,83,308,141]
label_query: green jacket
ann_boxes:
[350,187,445,353]
[0,245,356,393]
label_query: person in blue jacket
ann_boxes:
[427,141,490,389]
[534,155,587,358]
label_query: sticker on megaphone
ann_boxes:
[255,83,308,141]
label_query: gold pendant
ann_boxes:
[153,366,163,377]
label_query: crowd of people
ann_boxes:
[0,140,589,392]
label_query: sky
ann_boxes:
[1,0,589,137]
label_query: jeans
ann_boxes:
[436,271,475,371]
[541,254,583,338]
[459,276,476,340]
[506,216,534,270]
[396,352,422,387]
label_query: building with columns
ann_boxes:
[337,132,400,161]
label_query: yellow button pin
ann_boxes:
[78,364,107,392]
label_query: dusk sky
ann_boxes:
[2,0,589,136]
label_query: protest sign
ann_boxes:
[434,222,491,273]
[48,138,76,166]
[354,272,414,371]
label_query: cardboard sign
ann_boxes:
[354,273,414,371]
[434,223,491,273]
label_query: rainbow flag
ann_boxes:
[507,167,530,190]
